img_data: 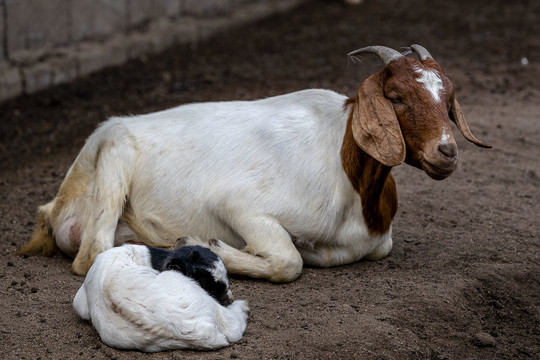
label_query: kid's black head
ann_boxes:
[148,245,233,306]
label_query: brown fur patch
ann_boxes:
[341,103,398,235]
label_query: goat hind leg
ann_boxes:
[71,132,136,275]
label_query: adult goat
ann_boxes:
[18,45,491,282]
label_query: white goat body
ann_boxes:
[73,244,249,351]
[45,89,391,281]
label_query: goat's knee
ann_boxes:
[265,252,303,283]
[364,234,392,260]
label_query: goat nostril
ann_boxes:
[438,143,457,159]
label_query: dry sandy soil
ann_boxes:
[1,0,539,359]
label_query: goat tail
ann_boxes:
[17,202,58,257]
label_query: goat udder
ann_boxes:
[56,217,81,257]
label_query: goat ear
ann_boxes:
[351,74,406,166]
[166,259,185,273]
[450,98,492,148]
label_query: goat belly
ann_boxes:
[111,90,354,246]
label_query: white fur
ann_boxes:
[414,66,443,102]
[73,244,249,352]
[441,130,451,144]
[55,89,392,281]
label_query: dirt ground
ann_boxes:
[1,0,539,359]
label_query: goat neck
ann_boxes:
[340,105,398,236]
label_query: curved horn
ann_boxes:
[410,44,433,61]
[348,46,403,66]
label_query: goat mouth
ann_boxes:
[420,158,457,180]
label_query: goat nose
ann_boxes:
[438,143,457,159]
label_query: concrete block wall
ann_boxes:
[72,1,127,42]
[0,5,5,61]
[0,0,308,102]
[6,0,71,60]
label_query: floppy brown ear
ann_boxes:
[351,73,406,166]
[450,98,492,148]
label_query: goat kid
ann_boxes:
[18,45,490,282]
[73,244,249,352]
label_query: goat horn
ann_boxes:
[410,44,433,61]
[348,46,403,66]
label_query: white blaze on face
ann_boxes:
[441,130,451,144]
[414,66,444,102]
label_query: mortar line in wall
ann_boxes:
[67,0,73,43]
[1,0,8,60]
[125,0,131,34]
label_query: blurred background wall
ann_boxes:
[0,0,307,102]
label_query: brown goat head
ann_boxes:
[349,45,491,180]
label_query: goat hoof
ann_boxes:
[72,259,91,276]
[173,236,190,249]
[208,238,221,248]
[173,236,205,249]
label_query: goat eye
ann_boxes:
[388,95,405,105]
[386,92,402,104]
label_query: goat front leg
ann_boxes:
[364,233,393,260]
[299,231,393,267]
[179,216,303,283]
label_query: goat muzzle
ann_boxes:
[419,139,459,180]
[438,142,458,161]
